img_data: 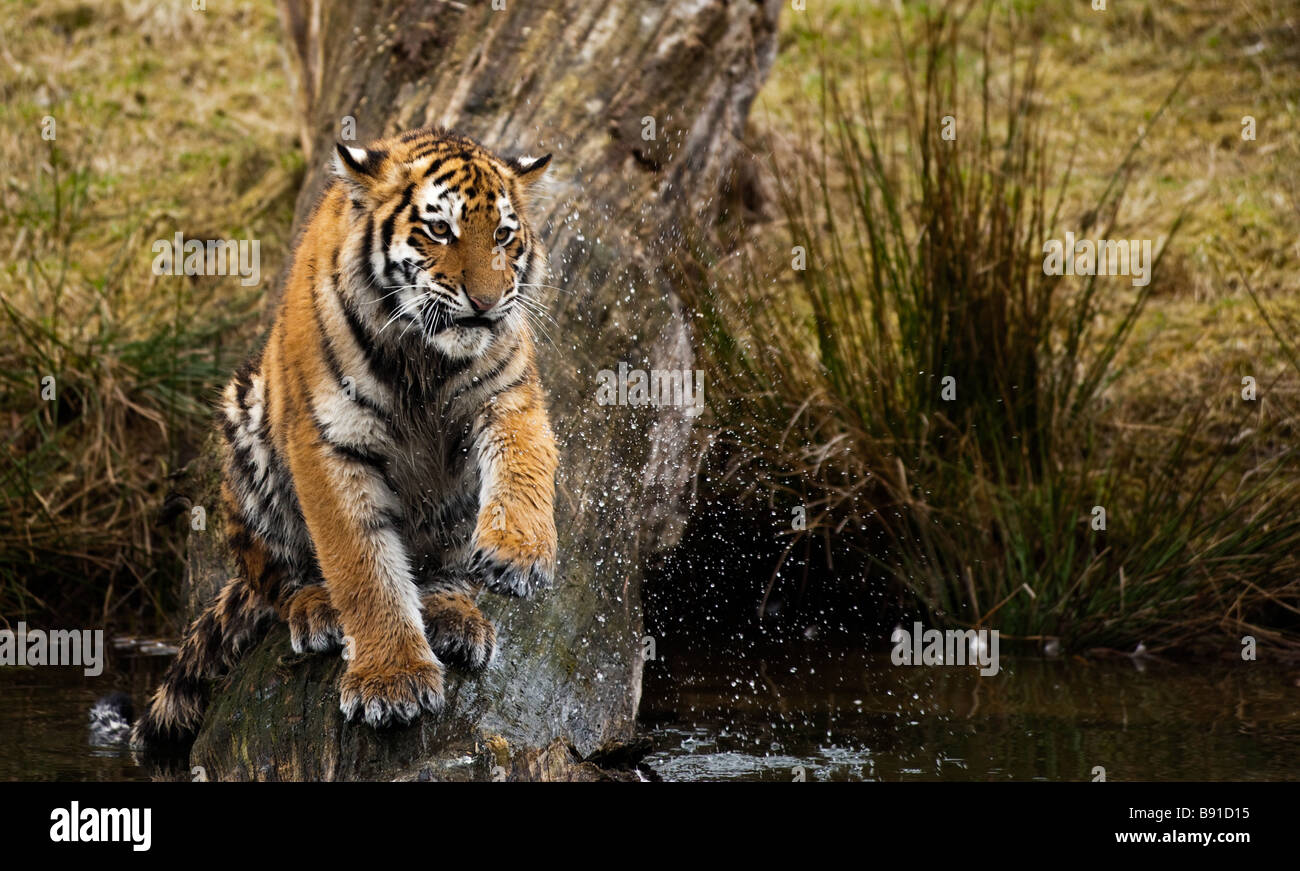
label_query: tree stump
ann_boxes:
[181,0,781,780]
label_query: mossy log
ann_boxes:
[175,0,781,780]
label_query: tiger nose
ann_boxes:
[467,294,496,312]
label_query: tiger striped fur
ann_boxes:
[132,128,558,749]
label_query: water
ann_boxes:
[0,650,166,782]
[640,641,1300,782]
[1,641,1295,781]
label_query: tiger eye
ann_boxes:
[494,227,511,243]
[431,220,451,237]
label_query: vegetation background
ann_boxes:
[1,0,1296,656]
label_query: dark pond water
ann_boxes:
[0,640,1295,781]
[0,649,167,782]
[639,642,1300,782]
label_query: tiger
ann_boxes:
[131,127,559,749]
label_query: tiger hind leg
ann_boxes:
[131,577,273,751]
[280,579,495,672]
[282,584,344,654]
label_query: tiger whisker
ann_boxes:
[377,295,425,337]
[511,304,557,350]
[514,296,559,326]
[398,301,426,342]
[515,282,573,295]
[514,302,558,330]
[361,282,425,305]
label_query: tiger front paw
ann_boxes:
[422,591,497,670]
[470,547,553,598]
[337,657,444,727]
[471,501,555,598]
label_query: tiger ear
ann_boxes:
[508,153,552,186]
[333,143,389,187]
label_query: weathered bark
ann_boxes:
[180,0,781,780]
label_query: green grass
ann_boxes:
[0,137,261,627]
[2,0,1297,653]
[0,0,299,630]
[687,3,1300,656]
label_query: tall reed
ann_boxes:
[684,6,1300,654]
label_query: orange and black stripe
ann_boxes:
[133,127,558,748]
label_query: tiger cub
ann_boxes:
[133,128,558,747]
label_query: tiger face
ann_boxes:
[332,128,551,359]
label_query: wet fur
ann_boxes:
[133,128,558,749]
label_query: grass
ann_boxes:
[2,0,1297,655]
[0,0,300,630]
[686,2,1300,656]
